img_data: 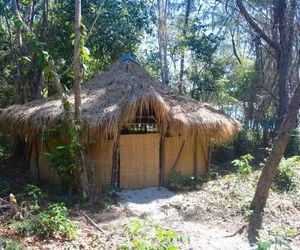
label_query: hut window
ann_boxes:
[121,115,159,134]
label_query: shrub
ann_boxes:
[25,184,47,204]
[15,202,78,239]
[285,129,300,157]
[233,129,257,157]
[231,154,254,175]
[273,156,300,192]
[254,228,297,250]
[0,238,26,250]
[167,171,207,191]
[42,121,80,188]
[211,143,235,165]
[121,219,189,250]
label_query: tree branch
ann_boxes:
[236,0,279,51]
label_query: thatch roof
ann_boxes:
[0,60,241,144]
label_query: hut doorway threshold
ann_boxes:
[119,134,160,189]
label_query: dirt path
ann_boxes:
[93,187,252,249]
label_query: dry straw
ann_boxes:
[0,60,241,144]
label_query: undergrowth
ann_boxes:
[254,228,297,250]
[231,154,254,175]
[272,156,300,192]
[0,237,26,250]
[121,219,189,250]
[167,171,210,191]
[11,185,78,239]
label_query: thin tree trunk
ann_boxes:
[251,81,300,211]
[157,0,169,85]
[179,0,191,93]
[49,60,64,97]
[12,0,23,104]
[34,0,49,100]
[74,0,90,198]
[74,0,82,122]
[275,0,295,126]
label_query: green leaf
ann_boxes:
[287,229,297,236]
[82,47,92,62]
[22,56,31,62]
[42,51,49,61]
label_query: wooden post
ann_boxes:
[206,142,212,173]
[193,135,199,176]
[159,133,166,186]
[111,135,120,188]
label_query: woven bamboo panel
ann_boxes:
[120,134,160,189]
[87,140,114,186]
[194,138,208,175]
[39,141,60,183]
[164,136,207,181]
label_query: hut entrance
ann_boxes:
[119,133,160,189]
[119,111,160,189]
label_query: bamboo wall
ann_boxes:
[28,133,209,189]
[119,134,160,189]
[87,140,114,187]
[29,138,60,183]
[163,135,208,183]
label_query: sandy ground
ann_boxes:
[90,187,252,249]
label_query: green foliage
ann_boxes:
[43,120,83,188]
[15,203,78,239]
[121,219,189,250]
[0,0,154,102]
[254,228,297,250]
[25,184,47,204]
[233,129,257,157]
[185,25,225,102]
[167,171,208,191]
[211,129,257,167]
[231,154,254,175]
[285,129,300,157]
[272,156,300,192]
[211,143,235,165]
[223,59,255,102]
[0,238,26,250]
[0,135,14,157]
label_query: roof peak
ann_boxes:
[119,54,138,64]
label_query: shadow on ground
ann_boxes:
[247,212,263,246]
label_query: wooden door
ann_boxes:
[119,134,160,189]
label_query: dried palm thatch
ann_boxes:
[0,60,241,144]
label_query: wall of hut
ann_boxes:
[27,133,210,189]
[29,137,60,183]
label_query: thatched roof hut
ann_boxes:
[0,57,241,189]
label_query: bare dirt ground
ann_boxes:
[1,156,300,249]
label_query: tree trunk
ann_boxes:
[74,0,90,198]
[179,0,191,93]
[251,81,300,212]
[74,0,82,122]
[274,0,295,126]
[12,0,23,104]
[157,0,169,85]
[236,0,299,212]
